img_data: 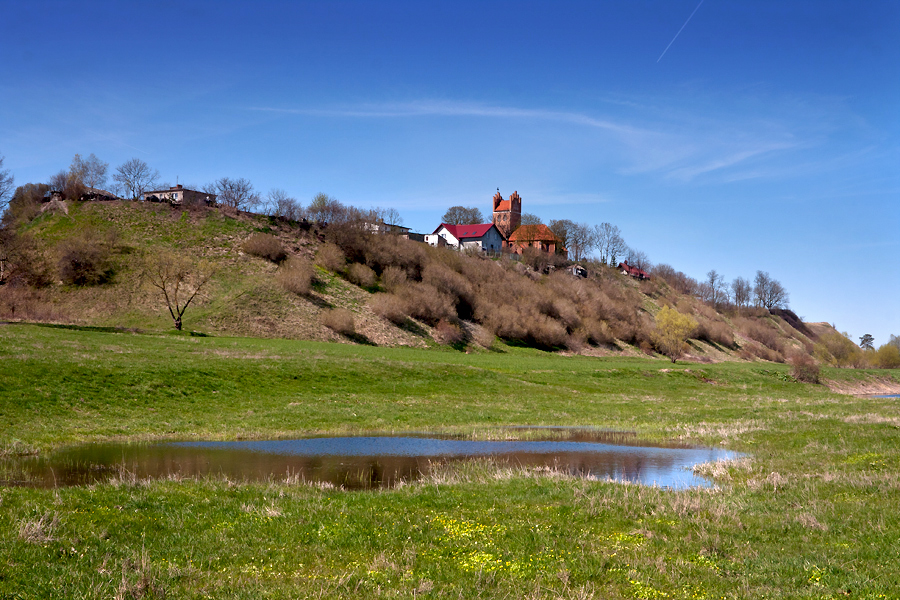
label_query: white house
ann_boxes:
[426,223,504,253]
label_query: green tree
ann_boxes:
[871,344,900,369]
[859,334,875,350]
[651,305,698,363]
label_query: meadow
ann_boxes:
[1,323,898,599]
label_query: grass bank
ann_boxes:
[1,324,899,598]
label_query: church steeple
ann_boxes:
[491,190,522,241]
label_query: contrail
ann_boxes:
[657,0,704,63]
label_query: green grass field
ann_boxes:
[1,323,898,598]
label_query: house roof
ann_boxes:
[618,261,650,279]
[508,224,560,242]
[432,223,497,239]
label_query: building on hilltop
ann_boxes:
[425,223,503,253]
[492,190,521,244]
[142,185,217,207]
[508,224,563,255]
[617,260,651,280]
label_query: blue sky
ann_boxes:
[1,1,898,343]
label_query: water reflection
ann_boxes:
[2,431,742,490]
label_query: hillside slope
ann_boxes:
[0,199,827,362]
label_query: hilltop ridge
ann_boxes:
[0,199,839,364]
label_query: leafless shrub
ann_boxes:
[1,232,53,287]
[471,326,496,349]
[58,234,114,286]
[422,262,475,319]
[320,308,355,335]
[364,234,428,280]
[745,342,784,363]
[577,318,614,346]
[526,313,569,349]
[380,265,407,292]
[369,293,409,325]
[346,263,376,288]
[276,257,314,296]
[316,243,345,272]
[789,352,821,383]
[481,304,528,341]
[434,319,466,346]
[242,233,287,263]
[402,282,455,324]
[694,317,735,348]
[741,319,784,354]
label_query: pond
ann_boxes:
[2,430,742,490]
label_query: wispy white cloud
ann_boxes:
[249,100,642,136]
[247,94,851,185]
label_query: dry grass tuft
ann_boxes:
[18,513,59,543]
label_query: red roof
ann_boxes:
[495,200,511,211]
[508,224,560,242]
[617,261,650,279]
[432,223,497,239]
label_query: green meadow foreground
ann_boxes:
[1,324,898,599]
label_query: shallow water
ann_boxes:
[3,430,742,490]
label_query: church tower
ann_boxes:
[491,190,522,242]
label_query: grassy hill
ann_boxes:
[0,198,848,364]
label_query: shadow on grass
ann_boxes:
[342,332,377,346]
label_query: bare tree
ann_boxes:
[114,158,160,200]
[753,270,789,309]
[521,212,542,226]
[382,207,403,227]
[625,247,651,272]
[307,193,346,223]
[548,219,574,254]
[731,276,752,308]
[70,153,108,189]
[265,188,303,220]
[0,155,15,213]
[653,263,698,295]
[441,206,484,225]
[142,251,215,330]
[49,169,85,200]
[701,269,727,306]
[594,222,627,266]
[210,177,260,212]
[567,222,598,262]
